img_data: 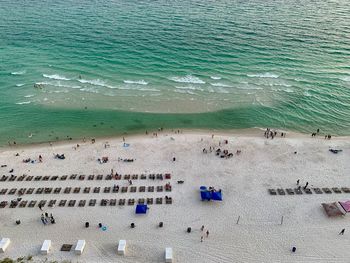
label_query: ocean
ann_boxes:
[1,0,350,145]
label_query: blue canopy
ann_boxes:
[201,191,212,201]
[211,191,223,201]
[135,204,148,214]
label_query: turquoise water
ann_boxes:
[1,0,350,145]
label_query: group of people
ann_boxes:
[40,212,55,225]
[200,225,210,242]
[296,179,309,190]
[264,128,286,139]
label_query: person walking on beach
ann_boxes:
[304,182,309,189]
[38,204,43,211]
[41,215,46,225]
[339,228,345,235]
[296,179,299,186]
[206,230,209,237]
[201,225,204,231]
[201,236,203,242]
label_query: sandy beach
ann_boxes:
[0,130,350,263]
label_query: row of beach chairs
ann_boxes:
[0,197,173,208]
[0,173,171,182]
[0,185,171,196]
[268,187,350,195]
[0,238,173,262]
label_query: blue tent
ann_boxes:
[200,191,212,201]
[135,204,148,214]
[211,191,223,201]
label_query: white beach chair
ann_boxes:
[0,238,10,253]
[74,239,86,255]
[117,239,126,255]
[165,247,173,263]
[40,240,51,255]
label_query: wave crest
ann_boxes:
[123,80,148,85]
[11,70,26,75]
[43,74,70,80]
[169,75,205,84]
[247,73,279,78]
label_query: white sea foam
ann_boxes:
[340,76,350,82]
[24,94,34,98]
[210,76,221,80]
[16,83,25,87]
[11,70,26,75]
[136,87,160,92]
[43,74,70,80]
[215,87,229,94]
[174,89,197,95]
[78,78,118,89]
[169,75,205,84]
[175,85,204,91]
[16,101,31,105]
[210,82,233,88]
[304,91,312,97]
[123,80,148,85]
[247,73,279,78]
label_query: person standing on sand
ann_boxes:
[201,225,204,231]
[304,182,309,189]
[206,230,209,237]
[297,179,299,185]
[201,236,203,242]
[339,228,345,235]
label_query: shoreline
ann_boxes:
[1,127,348,152]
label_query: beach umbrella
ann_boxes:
[339,201,350,213]
[212,191,223,201]
[135,204,148,214]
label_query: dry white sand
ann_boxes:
[0,131,350,263]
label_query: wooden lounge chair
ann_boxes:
[101,199,109,206]
[43,176,50,181]
[277,189,285,195]
[64,187,72,194]
[165,173,171,179]
[19,200,28,208]
[104,187,111,193]
[156,174,163,180]
[9,188,17,195]
[28,200,37,207]
[26,188,34,194]
[26,176,33,181]
[48,200,56,207]
[322,187,332,194]
[54,187,61,194]
[0,201,8,208]
[60,175,68,180]
[304,188,312,194]
[286,188,294,195]
[18,188,27,195]
[139,186,146,192]
[38,200,47,207]
[9,176,17,181]
[17,176,25,181]
[34,176,42,181]
[268,189,277,195]
[50,176,58,181]
[141,174,147,180]
[148,186,154,192]
[165,185,172,192]
[84,187,91,193]
[36,188,44,194]
[78,200,86,207]
[79,175,85,180]
[132,174,138,180]
[105,175,112,180]
[10,201,18,208]
[138,198,145,204]
[70,174,77,180]
[332,187,342,193]
[157,186,163,192]
[0,189,8,195]
[124,174,130,180]
[68,200,76,207]
[341,187,350,193]
[59,200,67,207]
[156,198,163,204]
[147,198,153,205]
[149,174,155,180]
[110,199,117,206]
[112,186,119,193]
[294,188,303,195]
[89,199,96,206]
[97,174,103,180]
[118,199,126,205]
[88,175,94,180]
[74,187,81,194]
[93,187,100,193]
[44,188,52,194]
[165,197,173,204]
[313,188,323,194]
[130,186,137,193]
[127,199,135,205]
[121,187,128,193]
[0,176,8,182]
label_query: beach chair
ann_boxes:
[112,186,119,193]
[48,200,56,207]
[68,200,76,207]
[304,188,312,194]
[59,200,67,207]
[156,198,163,204]
[43,176,50,181]
[277,189,285,195]
[117,240,126,255]
[130,186,137,193]
[25,188,33,194]
[138,198,145,205]
[79,175,85,180]
[17,188,25,196]
[0,189,8,195]
[322,188,332,194]
[101,199,108,206]
[17,176,25,181]
[294,188,303,195]
[50,176,58,181]
[40,240,51,255]
[149,174,155,180]
[105,174,112,180]
[165,185,172,192]
[28,200,37,208]
[141,174,147,180]
[19,200,28,208]
[9,176,17,181]
[74,187,81,194]
[0,238,11,253]
[93,187,100,193]
[139,186,146,192]
[165,173,171,179]
[70,174,77,180]
[53,187,61,194]
[34,176,42,181]
[0,176,8,182]
[97,174,103,180]
[8,188,17,195]
[104,187,111,193]
[60,175,67,180]
[44,188,52,194]
[89,199,96,206]
[332,187,342,193]
[342,187,350,193]
[110,199,117,206]
[132,174,138,180]
[78,200,86,207]
[64,187,71,194]
[165,247,173,263]
[157,186,163,192]
[88,175,94,180]
[0,201,8,208]
[156,174,163,180]
[75,240,85,255]
[148,186,154,192]
[165,197,173,204]
[313,188,323,194]
[26,176,33,181]
[124,174,130,180]
[36,188,44,194]
[286,188,294,195]
[268,189,277,195]
[121,187,128,193]
[38,200,47,207]
[84,187,90,194]
[147,198,153,205]
[119,199,125,206]
[127,199,135,205]
[10,201,18,208]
